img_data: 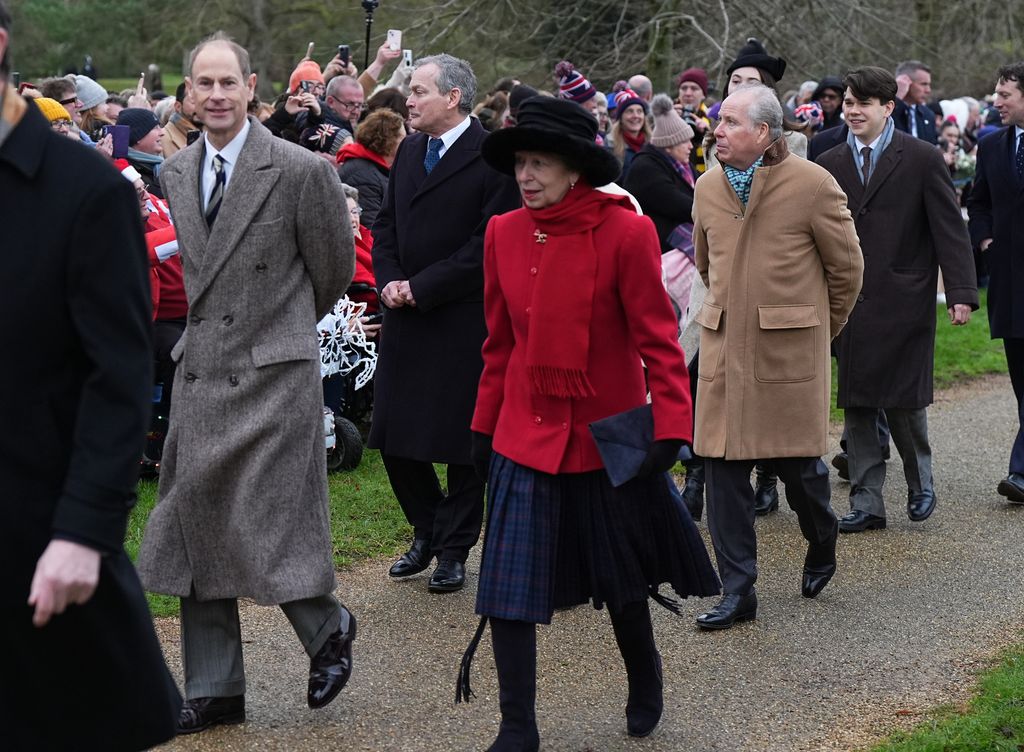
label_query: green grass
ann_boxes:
[829,289,1005,422]
[872,646,1024,751]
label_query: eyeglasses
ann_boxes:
[50,120,73,131]
[58,96,80,107]
[348,205,363,217]
[335,100,367,112]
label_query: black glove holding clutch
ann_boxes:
[471,431,493,482]
[637,438,685,478]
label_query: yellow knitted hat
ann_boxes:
[33,97,72,123]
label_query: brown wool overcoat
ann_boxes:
[692,138,864,460]
[137,119,354,604]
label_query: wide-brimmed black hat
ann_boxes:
[726,37,787,83]
[482,97,622,187]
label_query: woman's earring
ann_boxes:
[569,180,577,190]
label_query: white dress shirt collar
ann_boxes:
[431,116,472,159]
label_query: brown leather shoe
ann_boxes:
[176,695,245,734]
[308,606,357,709]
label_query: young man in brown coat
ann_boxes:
[817,67,978,534]
[691,84,863,629]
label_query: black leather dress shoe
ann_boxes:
[753,464,779,516]
[428,559,465,592]
[831,452,850,480]
[388,538,433,578]
[308,606,357,709]
[907,489,937,521]
[802,532,837,598]
[997,473,1024,504]
[838,509,886,533]
[696,591,757,630]
[177,695,245,734]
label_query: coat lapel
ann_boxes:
[861,135,902,207]
[189,119,281,304]
[413,121,483,200]
[163,140,208,269]
[823,145,864,208]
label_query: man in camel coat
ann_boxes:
[691,84,863,630]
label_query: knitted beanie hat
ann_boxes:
[554,60,597,104]
[117,107,160,146]
[649,94,694,148]
[677,67,709,95]
[610,81,648,119]
[74,74,108,110]
[288,59,324,94]
[33,97,73,123]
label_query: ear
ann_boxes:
[0,28,9,79]
[883,99,896,118]
[246,73,257,102]
[184,77,194,98]
[448,87,461,111]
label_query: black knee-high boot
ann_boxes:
[610,600,663,738]
[488,618,539,752]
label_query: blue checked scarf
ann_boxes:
[723,156,763,206]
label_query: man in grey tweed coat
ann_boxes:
[137,32,356,734]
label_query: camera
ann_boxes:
[681,105,700,128]
[361,0,379,11]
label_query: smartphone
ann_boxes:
[299,80,314,94]
[363,312,384,326]
[386,29,402,51]
[186,129,202,147]
[337,44,350,67]
[402,49,413,67]
[12,71,20,89]
[103,124,131,159]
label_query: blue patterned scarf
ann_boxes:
[723,156,763,206]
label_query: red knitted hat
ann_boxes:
[288,60,324,94]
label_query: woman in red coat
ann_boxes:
[461,97,719,751]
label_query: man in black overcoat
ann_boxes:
[968,62,1024,503]
[817,67,978,534]
[0,6,181,748]
[370,53,519,592]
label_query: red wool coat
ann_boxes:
[472,200,692,474]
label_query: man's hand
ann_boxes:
[895,73,911,101]
[948,304,972,326]
[374,42,403,68]
[28,540,101,627]
[285,92,321,116]
[381,280,416,308]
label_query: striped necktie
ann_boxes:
[205,154,226,228]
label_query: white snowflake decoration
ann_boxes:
[318,296,377,390]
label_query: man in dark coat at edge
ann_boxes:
[0,4,182,749]
[370,53,520,593]
[817,66,977,534]
[968,61,1024,504]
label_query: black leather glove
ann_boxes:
[471,431,493,482]
[637,439,685,479]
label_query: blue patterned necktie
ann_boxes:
[1016,132,1024,179]
[423,137,443,174]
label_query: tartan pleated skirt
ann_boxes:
[475,452,721,624]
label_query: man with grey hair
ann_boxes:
[894,60,938,144]
[690,83,863,629]
[370,53,519,593]
[628,74,653,102]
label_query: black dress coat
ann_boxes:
[622,144,694,253]
[893,99,939,145]
[0,101,180,750]
[817,128,978,408]
[369,119,520,463]
[808,124,847,162]
[338,155,389,229]
[967,126,1024,339]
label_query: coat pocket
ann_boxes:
[251,333,319,368]
[695,302,724,382]
[755,304,819,383]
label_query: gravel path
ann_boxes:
[155,374,1024,752]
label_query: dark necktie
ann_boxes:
[423,138,443,174]
[1016,133,1024,179]
[205,154,226,228]
[909,105,919,138]
[861,146,872,185]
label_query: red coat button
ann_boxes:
[530,267,538,275]
[534,416,542,424]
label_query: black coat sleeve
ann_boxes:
[50,178,154,554]
[966,136,994,250]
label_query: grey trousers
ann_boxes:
[705,457,836,595]
[180,592,341,699]
[846,406,933,518]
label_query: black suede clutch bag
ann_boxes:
[588,404,692,487]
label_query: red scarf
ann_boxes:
[335,142,390,170]
[525,185,634,398]
[623,129,646,153]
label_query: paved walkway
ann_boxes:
[156,375,1024,751]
